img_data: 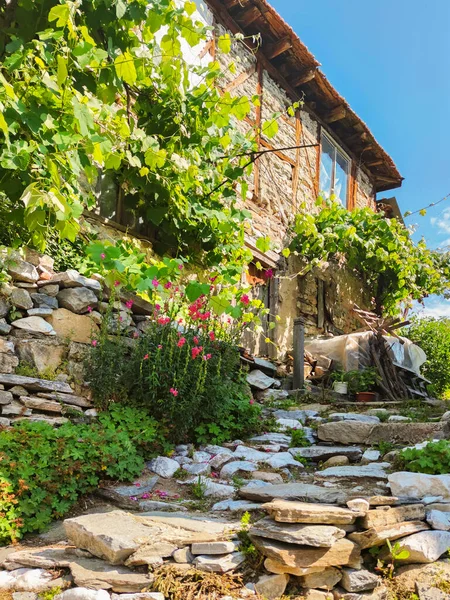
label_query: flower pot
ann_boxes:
[356,391,376,403]
[333,381,348,395]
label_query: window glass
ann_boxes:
[319,132,350,206]
[335,149,349,205]
[319,134,334,196]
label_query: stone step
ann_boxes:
[318,421,449,445]
[0,373,73,394]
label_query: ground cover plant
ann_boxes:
[0,405,162,544]
[399,440,450,475]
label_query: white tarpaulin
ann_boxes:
[305,331,426,375]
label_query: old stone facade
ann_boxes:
[91,0,403,357]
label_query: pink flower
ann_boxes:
[100,253,106,260]
[91,340,98,347]
[87,305,93,313]
[125,299,133,309]
[155,304,161,311]
[177,337,186,348]
[208,331,215,341]
[134,483,141,487]
[178,264,183,270]
[249,398,255,405]
[119,316,123,322]
[241,294,250,306]
[265,269,274,279]
[157,344,163,349]
[114,280,120,287]
[169,387,179,396]
[210,275,217,282]
[193,336,199,345]
[143,354,149,360]
[157,317,170,325]
[152,279,159,288]
[191,346,203,359]
[210,472,219,478]
[133,331,139,339]
[164,282,172,289]
[203,353,212,361]
[141,493,150,499]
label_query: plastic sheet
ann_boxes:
[305,332,426,375]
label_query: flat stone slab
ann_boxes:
[386,530,450,563]
[211,500,263,512]
[233,445,275,462]
[251,536,361,570]
[239,482,350,504]
[319,422,450,445]
[262,500,361,525]
[341,568,380,593]
[426,509,450,531]
[388,472,450,502]
[249,517,346,547]
[289,446,362,462]
[193,551,245,573]
[316,464,391,480]
[361,504,425,528]
[247,369,277,390]
[37,392,92,408]
[69,557,153,592]
[349,520,429,549]
[0,374,73,394]
[328,413,381,424]
[249,433,291,446]
[64,510,238,565]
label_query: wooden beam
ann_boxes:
[260,139,296,166]
[224,0,244,8]
[291,69,316,87]
[198,39,213,60]
[236,5,261,26]
[346,131,368,145]
[253,61,263,200]
[366,159,383,167]
[359,144,374,153]
[375,175,402,184]
[292,109,302,208]
[265,36,292,60]
[224,63,257,92]
[323,105,347,123]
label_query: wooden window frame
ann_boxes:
[319,129,352,208]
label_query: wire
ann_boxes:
[403,191,450,218]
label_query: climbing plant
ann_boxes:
[288,198,450,315]
[0,0,275,270]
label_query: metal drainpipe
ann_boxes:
[293,316,305,390]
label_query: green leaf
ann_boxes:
[116,0,126,18]
[419,209,427,216]
[114,51,137,85]
[56,56,68,87]
[48,4,70,28]
[210,295,230,315]
[186,281,211,302]
[72,98,94,136]
[218,34,231,54]
[0,110,10,143]
[256,236,271,253]
[262,119,279,139]
[144,148,167,169]
[281,248,290,258]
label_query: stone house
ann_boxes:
[92,0,403,357]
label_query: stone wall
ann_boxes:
[0,252,154,426]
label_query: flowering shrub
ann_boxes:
[0,405,162,544]
[86,286,262,443]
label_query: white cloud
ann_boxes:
[412,297,450,319]
[430,207,450,234]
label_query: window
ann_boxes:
[319,131,350,205]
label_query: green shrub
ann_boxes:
[399,440,450,474]
[85,312,262,444]
[0,405,162,544]
[289,428,311,448]
[407,318,450,398]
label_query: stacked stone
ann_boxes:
[246,497,450,599]
[0,373,95,427]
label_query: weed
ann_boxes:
[289,428,311,448]
[237,511,258,561]
[294,455,309,466]
[375,410,390,423]
[375,539,410,579]
[375,440,395,456]
[190,476,207,499]
[231,475,246,489]
[39,588,61,600]
[173,468,189,481]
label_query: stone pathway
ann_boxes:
[2,400,450,599]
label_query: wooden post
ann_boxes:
[293,317,305,390]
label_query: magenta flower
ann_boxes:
[91,340,98,347]
[191,346,202,359]
[152,279,159,287]
[125,299,133,309]
[169,388,178,396]
[114,280,120,287]
[143,354,149,360]
[155,304,161,311]
[177,337,186,348]
[100,253,106,260]
[265,269,274,279]
[164,282,172,289]
[203,353,212,361]
[178,264,183,270]
[249,398,255,405]
[208,331,215,341]
[87,305,93,313]
[241,294,250,306]
[157,344,163,350]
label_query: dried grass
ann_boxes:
[151,565,246,600]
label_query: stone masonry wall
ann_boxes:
[0,251,154,427]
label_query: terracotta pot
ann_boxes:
[356,391,376,403]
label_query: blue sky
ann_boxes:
[270,0,450,317]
